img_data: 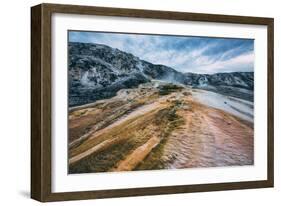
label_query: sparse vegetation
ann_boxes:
[158,83,184,95]
[135,104,185,170]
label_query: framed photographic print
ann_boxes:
[31,3,274,202]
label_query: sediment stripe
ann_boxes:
[111,136,161,171]
[69,136,126,165]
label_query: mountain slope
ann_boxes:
[184,72,254,101]
[69,42,254,106]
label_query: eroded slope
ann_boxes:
[68,81,253,173]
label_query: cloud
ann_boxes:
[69,31,254,74]
[188,51,254,74]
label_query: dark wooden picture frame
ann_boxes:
[31,3,274,202]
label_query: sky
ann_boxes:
[69,31,254,74]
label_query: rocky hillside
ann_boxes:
[183,72,254,101]
[69,42,254,106]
